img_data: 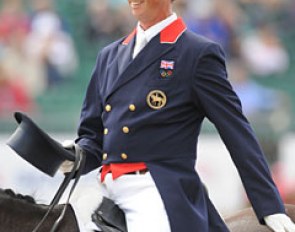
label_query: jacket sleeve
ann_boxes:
[191,42,285,223]
[75,54,104,174]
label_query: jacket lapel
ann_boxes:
[117,29,136,76]
[112,37,173,93]
[106,18,187,101]
[117,43,133,77]
[102,30,135,96]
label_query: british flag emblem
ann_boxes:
[160,60,175,70]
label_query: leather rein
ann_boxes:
[32,151,86,232]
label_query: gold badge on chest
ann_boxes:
[146,90,167,110]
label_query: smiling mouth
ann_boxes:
[130,1,143,8]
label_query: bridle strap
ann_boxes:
[32,151,86,232]
[49,154,86,232]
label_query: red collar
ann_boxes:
[122,28,136,45]
[122,18,187,45]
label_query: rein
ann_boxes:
[32,151,86,232]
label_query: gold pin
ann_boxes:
[146,90,167,110]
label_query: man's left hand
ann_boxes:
[264,213,295,232]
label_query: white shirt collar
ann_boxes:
[136,13,178,43]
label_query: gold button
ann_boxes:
[122,126,129,134]
[102,153,108,160]
[121,153,128,160]
[129,104,136,111]
[104,128,108,135]
[105,104,112,112]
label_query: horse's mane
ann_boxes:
[0,188,79,231]
[1,188,36,204]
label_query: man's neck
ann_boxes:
[136,13,177,43]
[139,12,173,30]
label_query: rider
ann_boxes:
[62,0,295,231]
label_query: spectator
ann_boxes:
[0,0,30,46]
[240,23,289,77]
[0,63,35,117]
[1,20,46,98]
[0,0,46,98]
[184,0,244,57]
[228,59,280,117]
[26,0,78,88]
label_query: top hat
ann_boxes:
[7,112,75,177]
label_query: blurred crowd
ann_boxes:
[0,0,78,117]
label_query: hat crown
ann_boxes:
[7,112,75,177]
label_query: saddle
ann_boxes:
[92,197,127,232]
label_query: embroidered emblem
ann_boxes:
[159,60,175,79]
[160,60,174,70]
[160,69,173,79]
[147,90,167,110]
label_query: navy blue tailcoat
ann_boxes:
[76,18,285,231]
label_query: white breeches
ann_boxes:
[101,172,171,232]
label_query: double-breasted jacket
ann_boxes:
[76,18,285,231]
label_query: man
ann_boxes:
[63,0,295,231]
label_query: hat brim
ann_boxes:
[7,112,75,177]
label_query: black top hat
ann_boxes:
[7,112,75,177]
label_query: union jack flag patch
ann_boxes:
[160,60,175,70]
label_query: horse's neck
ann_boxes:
[0,191,79,232]
[0,195,51,230]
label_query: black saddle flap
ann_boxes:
[92,197,127,232]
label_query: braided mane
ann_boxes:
[1,188,36,204]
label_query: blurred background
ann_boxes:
[0,0,294,219]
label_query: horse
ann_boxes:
[1,187,295,232]
[0,188,79,232]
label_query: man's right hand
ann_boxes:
[60,140,81,174]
